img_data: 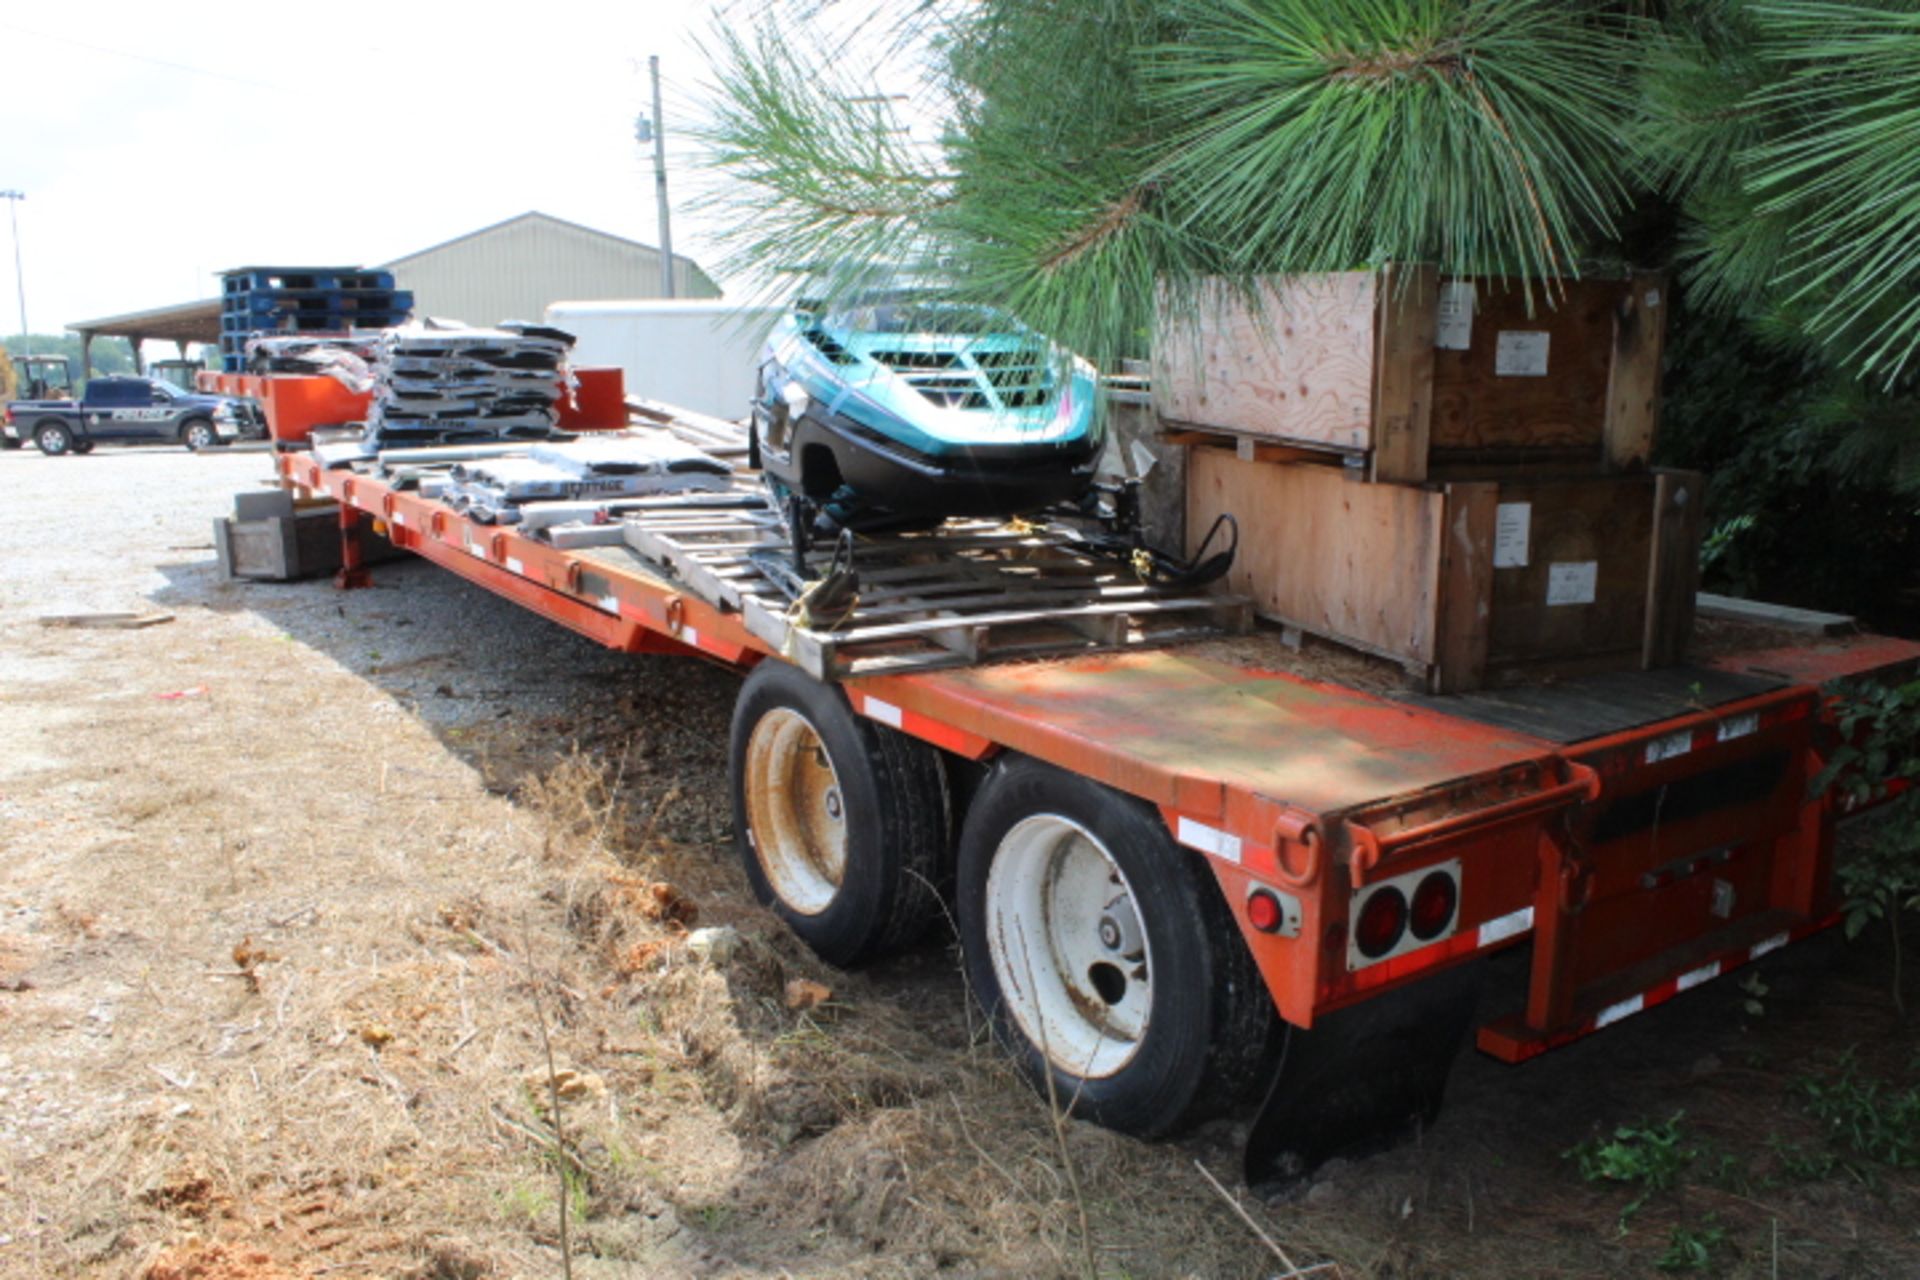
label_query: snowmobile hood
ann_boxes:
[766,304,1099,460]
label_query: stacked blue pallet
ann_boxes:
[218,265,415,371]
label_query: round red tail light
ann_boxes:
[1354,886,1408,960]
[1246,889,1285,933]
[1409,871,1459,941]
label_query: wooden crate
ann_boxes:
[1153,267,1667,482]
[1186,448,1703,692]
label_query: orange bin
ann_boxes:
[199,372,372,444]
[557,366,627,431]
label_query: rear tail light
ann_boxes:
[1247,888,1285,933]
[1410,871,1459,941]
[1354,887,1408,959]
[1348,860,1463,970]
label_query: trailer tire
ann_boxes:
[33,422,73,456]
[728,659,948,968]
[957,757,1279,1138]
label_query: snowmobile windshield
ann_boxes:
[823,298,1011,338]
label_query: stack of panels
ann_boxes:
[433,436,735,524]
[218,266,415,371]
[243,336,378,390]
[365,322,576,449]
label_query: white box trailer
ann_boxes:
[544,299,781,421]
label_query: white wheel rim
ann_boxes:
[985,813,1152,1079]
[743,707,847,915]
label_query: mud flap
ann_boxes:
[1244,960,1484,1190]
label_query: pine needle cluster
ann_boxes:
[1642,0,1920,388]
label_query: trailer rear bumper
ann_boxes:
[1478,908,1838,1061]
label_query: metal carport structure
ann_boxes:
[67,297,222,375]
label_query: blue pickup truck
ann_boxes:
[3,377,263,455]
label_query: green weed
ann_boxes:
[1566,1112,1697,1229]
[1795,1054,1920,1170]
[1816,678,1920,1013]
[1763,1135,1845,1185]
[1656,1218,1727,1273]
[692,1203,736,1231]
[498,1180,553,1227]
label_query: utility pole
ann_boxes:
[648,56,675,299]
[2,191,28,357]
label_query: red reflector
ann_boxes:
[1409,871,1459,941]
[1246,889,1284,933]
[1355,887,1408,960]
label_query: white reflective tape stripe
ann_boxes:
[1594,993,1646,1029]
[1477,906,1535,947]
[599,595,618,613]
[864,697,903,729]
[1718,712,1759,743]
[1676,960,1722,992]
[1645,730,1693,764]
[466,541,484,558]
[390,511,406,527]
[1175,817,1243,864]
[505,557,524,575]
[1749,932,1789,960]
[682,626,700,648]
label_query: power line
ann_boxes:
[0,20,279,90]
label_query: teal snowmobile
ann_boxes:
[750,290,1236,593]
[752,293,1102,531]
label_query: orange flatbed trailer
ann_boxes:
[274,442,1920,1178]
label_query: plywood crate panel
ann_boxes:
[1154,269,1666,482]
[1152,273,1381,455]
[1187,448,1702,692]
[1182,450,1447,663]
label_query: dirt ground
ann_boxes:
[2,443,1917,1279]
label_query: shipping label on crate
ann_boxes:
[1493,502,1531,568]
[1494,330,1551,376]
[1546,561,1599,606]
[1436,281,1476,351]
[1543,560,1605,606]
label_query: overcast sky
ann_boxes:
[2,2,760,341]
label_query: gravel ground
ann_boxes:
[0,443,739,841]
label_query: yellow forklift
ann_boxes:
[0,349,76,447]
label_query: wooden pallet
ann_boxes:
[624,511,1253,679]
